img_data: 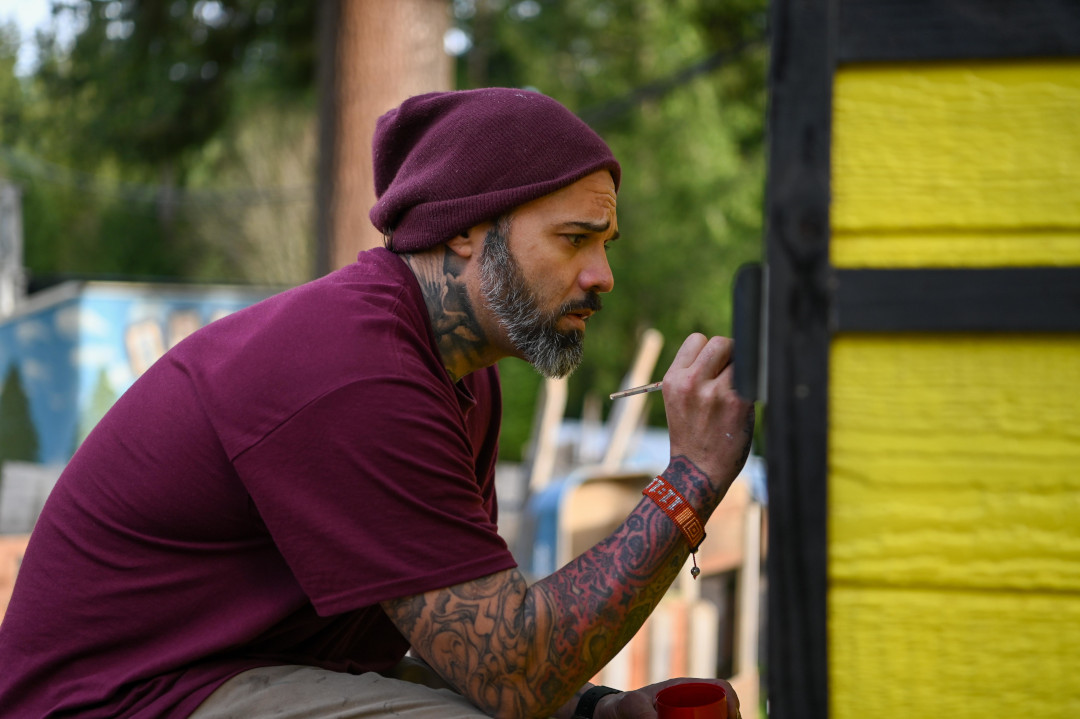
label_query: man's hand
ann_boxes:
[595,678,741,719]
[662,334,755,494]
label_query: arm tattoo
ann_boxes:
[382,455,718,718]
[405,248,490,381]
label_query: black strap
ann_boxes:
[572,685,622,719]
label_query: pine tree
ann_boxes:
[75,368,117,449]
[0,364,40,467]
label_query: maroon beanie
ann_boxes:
[369,88,621,253]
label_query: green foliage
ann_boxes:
[496,357,545,461]
[182,101,316,285]
[0,22,23,143]
[37,0,315,167]
[453,0,769,456]
[0,364,40,465]
[2,0,317,285]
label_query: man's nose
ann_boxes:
[580,244,615,294]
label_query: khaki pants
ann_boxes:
[189,664,494,718]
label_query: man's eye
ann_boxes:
[566,234,586,247]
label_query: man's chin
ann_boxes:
[559,328,585,346]
[522,335,584,379]
[533,359,581,380]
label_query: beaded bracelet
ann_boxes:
[642,475,706,578]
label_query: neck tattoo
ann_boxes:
[406,248,490,382]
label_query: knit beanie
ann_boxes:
[369,88,621,253]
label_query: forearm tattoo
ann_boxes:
[382,456,717,718]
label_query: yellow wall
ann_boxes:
[832,60,1080,267]
[828,60,1080,717]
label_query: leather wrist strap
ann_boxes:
[643,475,707,578]
[572,685,622,719]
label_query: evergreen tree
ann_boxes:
[75,368,117,449]
[0,364,40,467]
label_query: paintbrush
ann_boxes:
[609,381,663,400]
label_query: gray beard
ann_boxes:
[478,219,592,379]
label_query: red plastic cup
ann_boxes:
[654,682,728,719]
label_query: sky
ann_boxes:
[0,1,75,76]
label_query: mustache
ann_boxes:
[559,292,603,316]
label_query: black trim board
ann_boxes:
[762,0,833,716]
[837,0,1080,62]
[832,268,1080,332]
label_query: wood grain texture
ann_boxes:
[831,60,1080,237]
[831,230,1080,268]
[828,334,1080,591]
[830,585,1080,718]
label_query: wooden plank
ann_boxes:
[837,0,1080,62]
[830,586,1080,718]
[0,535,30,624]
[736,503,762,678]
[762,0,833,715]
[831,61,1080,234]
[602,329,664,472]
[831,268,1080,332]
[831,230,1080,269]
[829,334,1080,590]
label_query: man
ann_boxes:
[0,88,753,718]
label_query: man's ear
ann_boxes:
[446,221,490,259]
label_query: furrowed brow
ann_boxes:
[560,220,619,240]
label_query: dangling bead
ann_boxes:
[690,551,701,579]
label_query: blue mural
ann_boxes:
[0,281,274,465]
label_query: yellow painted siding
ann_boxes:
[830,586,1080,718]
[828,59,1080,718]
[829,334,1080,716]
[831,230,1080,268]
[831,60,1080,267]
[830,334,1080,591]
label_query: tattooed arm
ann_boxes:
[381,458,708,718]
[382,335,753,719]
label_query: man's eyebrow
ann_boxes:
[558,220,620,240]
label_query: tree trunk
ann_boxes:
[317,0,452,275]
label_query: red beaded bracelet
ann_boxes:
[642,475,706,578]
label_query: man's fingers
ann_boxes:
[669,332,709,371]
[694,336,734,382]
[671,336,733,392]
[669,334,735,381]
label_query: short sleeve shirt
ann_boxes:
[0,248,517,718]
